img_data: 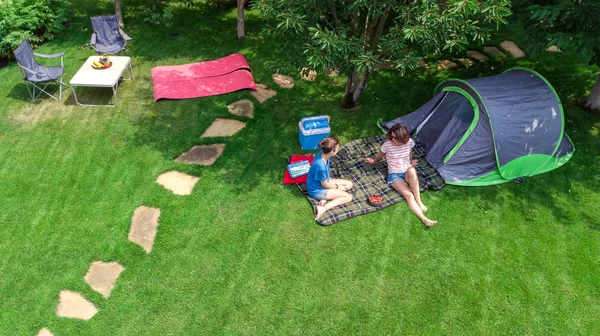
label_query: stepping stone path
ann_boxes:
[37,328,54,336]
[129,206,160,254]
[84,261,125,298]
[42,57,280,329]
[418,59,430,70]
[228,99,254,118]
[175,144,225,166]
[546,45,562,52]
[156,171,200,196]
[56,290,98,320]
[201,118,246,138]
[272,74,294,88]
[458,58,475,68]
[438,60,458,70]
[250,83,277,103]
[467,50,489,62]
[484,46,506,57]
[300,67,317,81]
[500,40,526,58]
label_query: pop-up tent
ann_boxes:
[380,67,574,186]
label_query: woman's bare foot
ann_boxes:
[422,218,437,227]
[315,205,328,220]
[419,203,428,212]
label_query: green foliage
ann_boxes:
[0,0,70,60]
[142,4,175,27]
[523,0,600,63]
[254,0,511,76]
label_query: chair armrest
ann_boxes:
[33,52,64,58]
[119,29,132,41]
[90,33,97,45]
[18,64,45,78]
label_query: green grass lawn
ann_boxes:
[1,1,600,335]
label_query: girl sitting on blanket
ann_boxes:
[307,137,354,220]
[366,124,437,227]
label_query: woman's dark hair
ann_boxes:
[387,123,410,144]
[318,137,339,154]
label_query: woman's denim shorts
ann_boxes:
[309,189,329,201]
[387,172,406,184]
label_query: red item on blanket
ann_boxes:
[283,155,314,184]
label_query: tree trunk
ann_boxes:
[341,69,371,109]
[114,0,124,28]
[585,74,600,110]
[237,0,246,39]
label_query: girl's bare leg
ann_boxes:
[405,167,427,212]
[391,180,437,227]
[330,178,354,191]
[315,189,353,220]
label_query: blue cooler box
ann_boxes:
[299,115,330,150]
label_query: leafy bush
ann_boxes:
[0,0,70,61]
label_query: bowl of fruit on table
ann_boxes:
[367,194,384,207]
[92,54,112,69]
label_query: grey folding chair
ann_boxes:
[13,40,67,101]
[89,15,132,55]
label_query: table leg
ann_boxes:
[113,84,118,106]
[72,86,82,106]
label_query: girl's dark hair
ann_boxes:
[387,123,410,144]
[318,137,339,154]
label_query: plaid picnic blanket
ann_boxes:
[298,134,445,225]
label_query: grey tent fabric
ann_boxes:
[90,15,132,55]
[380,92,446,133]
[414,92,474,168]
[381,68,574,186]
[435,112,497,182]
[462,70,563,168]
[13,40,67,101]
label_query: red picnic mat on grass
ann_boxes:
[283,155,314,184]
[151,53,257,101]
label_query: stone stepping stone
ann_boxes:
[272,74,294,88]
[129,206,160,254]
[418,59,430,70]
[467,50,489,62]
[500,40,526,58]
[300,67,317,81]
[84,261,125,298]
[156,171,199,196]
[200,118,246,138]
[458,58,475,68]
[546,45,562,52]
[484,46,505,57]
[437,60,458,70]
[250,83,276,103]
[175,144,225,166]
[228,99,254,119]
[37,328,54,336]
[56,290,98,320]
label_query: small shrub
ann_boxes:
[0,0,70,62]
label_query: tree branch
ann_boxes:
[370,6,391,51]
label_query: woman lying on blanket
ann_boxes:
[307,137,354,220]
[366,124,437,227]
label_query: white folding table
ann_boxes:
[69,56,134,107]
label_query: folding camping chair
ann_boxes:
[89,15,132,55]
[13,40,68,101]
